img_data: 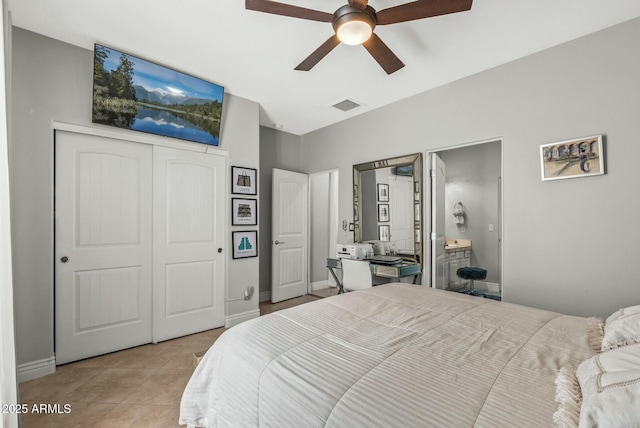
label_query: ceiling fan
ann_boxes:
[245,0,473,74]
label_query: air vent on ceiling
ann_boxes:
[332,99,361,112]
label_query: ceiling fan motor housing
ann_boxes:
[332,5,377,35]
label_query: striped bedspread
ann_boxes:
[180,283,593,427]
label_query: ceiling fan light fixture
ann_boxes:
[336,20,373,45]
[332,5,377,46]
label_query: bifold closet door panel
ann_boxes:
[152,146,226,342]
[55,130,153,365]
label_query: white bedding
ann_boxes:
[180,284,594,427]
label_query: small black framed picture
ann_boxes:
[379,225,390,241]
[378,204,389,222]
[232,198,257,226]
[377,183,389,202]
[232,166,257,195]
[232,230,258,259]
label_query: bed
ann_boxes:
[179,283,596,427]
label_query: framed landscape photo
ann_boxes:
[540,135,604,181]
[232,231,258,259]
[91,44,224,146]
[377,183,389,202]
[378,204,389,222]
[232,198,257,226]
[232,166,257,195]
[378,225,390,241]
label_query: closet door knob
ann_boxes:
[61,256,69,263]
[218,248,223,253]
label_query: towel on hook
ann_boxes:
[453,203,464,224]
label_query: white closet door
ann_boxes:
[152,146,226,342]
[55,131,153,365]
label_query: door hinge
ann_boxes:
[431,232,437,241]
[430,169,436,177]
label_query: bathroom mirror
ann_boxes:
[353,153,422,268]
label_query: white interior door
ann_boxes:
[431,153,447,289]
[55,131,152,364]
[389,175,414,250]
[152,146,226,342]
[328,170,339,286]
[272,168,308,303]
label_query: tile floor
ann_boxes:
[18,290,334,427]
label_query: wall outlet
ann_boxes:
[244,286,255,301]
[488,224,494,232]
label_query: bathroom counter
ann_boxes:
[444,239,471,253]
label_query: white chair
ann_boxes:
[341,259,373,292]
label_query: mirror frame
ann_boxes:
[353,153,423,268]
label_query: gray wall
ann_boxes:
[9,27,260,367]
[300,18,640,318]
[309,173,329,284]
[438,141,501,284]
[258,126,301,299]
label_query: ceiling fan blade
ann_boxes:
[245,0,333,22]
[376,0,473,25]
[362,33,405,74]
[348,0,369,10]
[295,35,341,71]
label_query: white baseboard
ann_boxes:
[17,356,56,383]
[225,309,260,328]
[310,280,330,291]
[259,291,271,302]
[261,282,335,301]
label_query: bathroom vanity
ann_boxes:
[444,239,472,290]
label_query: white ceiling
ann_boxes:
[8,1,640,135]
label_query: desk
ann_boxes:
[326,258,422,294]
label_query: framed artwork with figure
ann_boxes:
[379,225,390,241]
[232,166,257,195]
[377,183,389,202]
[378,204,389,222]
[540,135,604,181]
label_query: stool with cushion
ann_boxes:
[456,267,487,297]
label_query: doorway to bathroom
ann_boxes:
[426,139,502,300]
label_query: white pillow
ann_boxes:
[576,343,640,427]
[602,305,640,350]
